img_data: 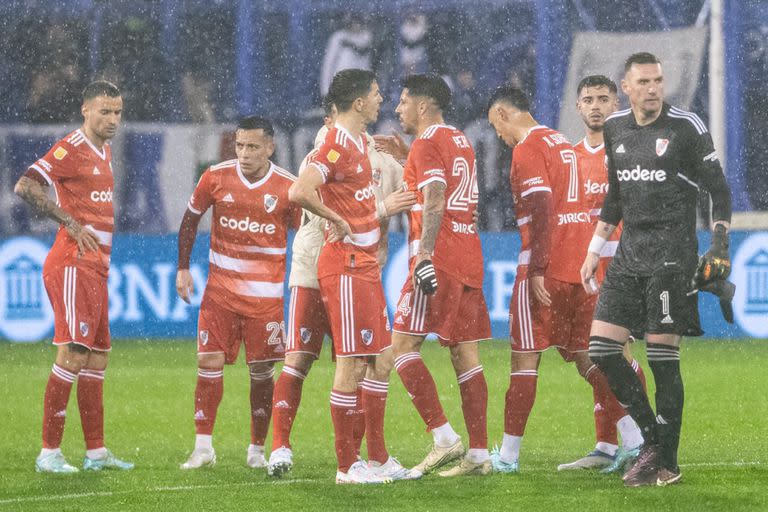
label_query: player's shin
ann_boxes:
[271,365,306,449]
[646,344,683,470]
[249,366,275,448]
[330,389,358,472]
[77,369,105,453]
[458,366,488,460]
[589,337,658,446]
[42,364,78,450]
[361,378,389,464]
[501,370,537,463]
[585,364,619,449]
[194,368,224,440]
[393,352,449,435]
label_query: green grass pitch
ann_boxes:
[0,339,766,511]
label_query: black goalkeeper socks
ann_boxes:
[589,336,658,445]
[647,343,684,470]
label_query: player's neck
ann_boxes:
[631,105,663,126]
[514,117,540,144]
[585,130,604,148]
[81,125,106,149]
[240,160,270,182]
[335,114,366,140]
[415,115,444,137]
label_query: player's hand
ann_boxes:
[698,279,736,324]
[327,218,352,243]
[693,224,731,287]
[176,269,194,304]
[413,254,438,295]
[65,220,99,256]
[472,209,480,230]
[373,132,410,161]
[529,275,551,306]
[580,252,601,295]
[382,189,416,216]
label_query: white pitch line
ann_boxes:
[0,478,318,506]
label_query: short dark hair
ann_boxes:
[328,69,376,113]
[237,115,274,136]
[577,75,617,96]
[321,94,335,117]
[624,52,661,72]
[487,84,530,113]
[82,80,120,103]
[401,73,452,111]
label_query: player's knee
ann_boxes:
[249,361,275,381]
[588,336,625,367]
[197,352,225,369]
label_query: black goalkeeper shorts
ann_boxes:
[594,267,702,337]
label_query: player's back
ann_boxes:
[29,129,115,276]
[310,126,380,281]
[404,125,483,288]
[511,126,592,284]
[194,159,298,314]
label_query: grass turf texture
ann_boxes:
[0,339,766,511]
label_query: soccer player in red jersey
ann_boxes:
[176,116,300,470]
[15,80,133,473]
[557,76,647,472]
[487,84,613,473]
[288,69,393,484]
[390,74,492,477]
[268,98,414,479]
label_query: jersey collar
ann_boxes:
[334,123,365,153]
[581,137,604,154]
[77,129,107,160]
[519,125,547,145]
[237,161,274,190]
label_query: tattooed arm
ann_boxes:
[14,175,99,255]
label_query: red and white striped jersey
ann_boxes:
[188,160,300,316]
[510,126,593,284]
[403,124,483,288]
[309,125,380,282]
[574,138,622,276]
[25,129,115,277]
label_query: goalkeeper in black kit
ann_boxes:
[580,52,733,488]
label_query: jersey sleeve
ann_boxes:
[308,140,347,183]
[599,124,623,226]
[411,139,446,190]
[25,142,76,186]
[514,142,552,198]
[187,170,215,215]
[686,127,732,224]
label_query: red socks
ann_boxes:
[504,371,538,436]
[42,365,77,449]
[361,378,389,464]
[457,366,488,449]
[77,369,105,450]
[394,352,448,430]
[194,368,224,435]
[271,365,306,449]
[330,390,357,472]
[249,367,275,446]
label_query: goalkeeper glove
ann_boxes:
[414,259,438,296]
[699,279,736,324]
[694,224,731,285]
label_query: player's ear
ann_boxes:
[620,78,631,96]
[266,138,275,159]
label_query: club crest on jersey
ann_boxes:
[264,194,278,213]
[656,138,670,156]
[199,330,209,346]
[79,321,89,337]
[299,327,312,344]
[372,169,382,186]
[327,149,340,163]
[356,164,364,174]
[361,329,374,346]
[53,147,68,160]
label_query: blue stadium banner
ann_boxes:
[1,232,766,343]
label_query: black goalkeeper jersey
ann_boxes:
[600,103,732,276]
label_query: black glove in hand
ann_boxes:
[698,279,736,324]
[695,224,731,285]
[414,259,438,296]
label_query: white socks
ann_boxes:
[86,447,108,460]
[595,442,619,457]
[432,423,460,447]
[195,434,213,452]
[466,448,490,463]
[617,415,644,450]
[38,448,61,458]
[499,433,522,463]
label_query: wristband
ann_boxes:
[587,235,607,255]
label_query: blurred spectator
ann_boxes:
[398,13,429,78]
[181,71,216,123]
[745,21,768,210]
[320,14,373,95]
[451,69,483,127]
